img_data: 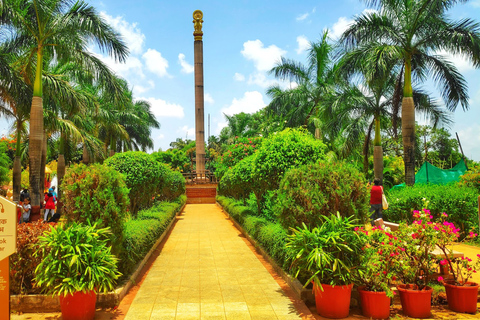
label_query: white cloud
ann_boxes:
[296,35,310,54]
[470,0,480,7]
[132,80,155,95]
[234,73,245,81]
[456,124,480,161]
[177,126,195,140]
[331,17,353,39]
[157,134,165,139]
[178,53,194,74]
[142,97,184,118]
[241,40,286,72]
[143,49,170,77]
[94,53,145,80]
[437,50,475,73]
[296,12,309,21]
[221,91,266,116]
[100,12,145,55]
[247,72,277,88]
[205,93,214,104]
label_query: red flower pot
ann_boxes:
[444,281,479,313]
[59,290,96,320]
[313,283,352,319]
[397,284,432,318]
[358,286,391,319]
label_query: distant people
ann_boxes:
[48,186,57,201]
[44,192,56,222]
[20,197,31,224]
[369,178,383,225]
[20,188,29,203]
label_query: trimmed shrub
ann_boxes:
[277,161,369,230]
[104,152,166,214]
[159,166,186,201]
[218,155,256,201]
[118,195,186,277]
[385,183,479,235]
[10,221,53,294]
[61,163,129,252]
[458,164,480,193]
[215,136,262,179]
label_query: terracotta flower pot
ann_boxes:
[59,290,96,320]
[358,286,391,319]
[444,280,479,313]
[397,284,432,318]
[313,283,352,319]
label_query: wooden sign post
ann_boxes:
[0,196,17,320]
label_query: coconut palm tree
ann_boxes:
[267,31,340,135]
[341,0,480,185]
[1,0,128,205]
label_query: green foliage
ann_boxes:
[380,156,404,189]
[61,163,129,252]
[104,151,165,214]
[34,222,121,296]
[251,128,327,192]
[385,184,479,235]
[0,143,12,185]
[10,221,52,294]
[286,213,363,288]
[217,196,289,268]
[152,148,191,173]
[218,155,256,201]
[277,161,369,230]
[458,165,480,193]
[158,165,186,201]
[215,136,262,179]
[118,196,186,277]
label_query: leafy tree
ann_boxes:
[215,136,262,179]
[1,0,128,205]
[341,0,480,185]
[0,143,11,186]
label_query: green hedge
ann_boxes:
[385,184,479,235]
[118,195,186,278]
[217,196,288,269]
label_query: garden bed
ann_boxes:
[10,201,186,313]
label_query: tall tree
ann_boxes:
[1,0,128,205]
[341,0,480,185]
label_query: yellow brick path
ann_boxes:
[123,204,304,320]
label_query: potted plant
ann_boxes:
[435,212,480,313]
[394,209,441,318]
[286,213,363,319]
[34,222,121,320]
[356,225,398,319]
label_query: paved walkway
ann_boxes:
[123,204,308,320]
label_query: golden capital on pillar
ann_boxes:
[193,10,203,40]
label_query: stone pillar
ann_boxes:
[193,10,205,176]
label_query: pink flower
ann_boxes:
[354,227,359,231]
[440,259,448,266]
[442,212,448,217]
[438,276,444,282]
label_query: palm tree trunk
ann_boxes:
[363,121,374,175]
[29,97,44,206]
[402,58,415,186]
[82,144,90,164]
[29,49,44,206]
[57,154,65,214]
[40,133,47,193]
[373,117,383,183]
[12,122,23,202]
[109,137,115,157]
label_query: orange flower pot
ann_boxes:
[358,286,391,319]
[397,284,432,318]
[444,281,478,313]
[59,290,96,320]
[313,283,352,319]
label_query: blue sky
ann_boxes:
[1,0,480,160]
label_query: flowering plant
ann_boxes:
[356,226,401,297]
[435,212,480,286]
[394,209,440,290]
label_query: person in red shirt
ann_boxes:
[370,178,383,225]
[44,192,56,222]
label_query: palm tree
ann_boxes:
[1,0,128,205]
[341,0,480,185]
[267,31,339,135]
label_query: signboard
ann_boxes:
[0,196,17,320]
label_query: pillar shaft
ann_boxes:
[193,10,205,176]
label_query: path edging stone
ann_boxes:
[10,202,186,313]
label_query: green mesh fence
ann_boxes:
[391,160,467,190]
